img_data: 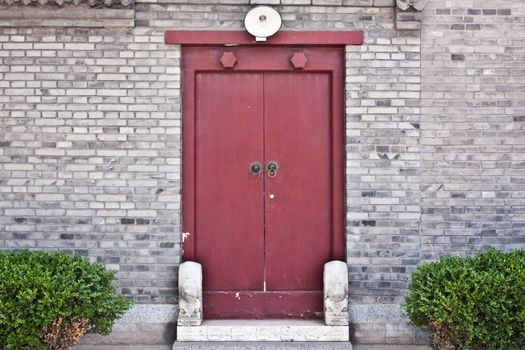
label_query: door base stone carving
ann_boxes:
[323,261,349,326]
[177,261,203,326]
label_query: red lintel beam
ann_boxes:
[165,30,364,46]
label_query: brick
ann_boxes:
[250,0,279,4]
[281,0,311,4]
[5,164,34,171]
[5,209,35,216]
[96,195,127,202]
[313,0,342,4]
[35,194,65,201]
[64,43,95,50]
[33,43,64,50]
[97,74,127,81]
[373,0,394,6]
[4,73,34,80]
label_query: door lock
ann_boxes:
[250,161,263,177]
[266,161,278,178]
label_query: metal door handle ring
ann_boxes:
[266,161,278,178]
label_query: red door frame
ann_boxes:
[165,30,364,46]
[166,30,363,318]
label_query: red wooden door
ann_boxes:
[182,47,344,319]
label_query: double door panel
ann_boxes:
[182,47,344,319]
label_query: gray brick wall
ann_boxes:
[1,0,524,345]
[420,0,525,259]
[346,23,421,307]
[0,24,182,304]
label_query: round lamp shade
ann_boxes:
[244,6,282,41]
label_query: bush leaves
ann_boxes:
[0,251,133,349]
[403,248,525,350]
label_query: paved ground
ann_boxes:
[77,344,430,350]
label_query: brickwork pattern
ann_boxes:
[0,7,135,27]
[0,26,183,303]
[1,0,525,345]
[420,0,525,259]
[345,26,421,307]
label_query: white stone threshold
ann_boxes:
[177,319,349,342]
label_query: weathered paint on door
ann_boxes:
[182,47,344,319]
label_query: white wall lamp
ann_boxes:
[244,6,282,42]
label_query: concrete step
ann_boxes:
[173,342,353,350]
[77,344,430,350]
[177,319,348,342]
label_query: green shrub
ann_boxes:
[403,248,525,350]
[0,251,133,350]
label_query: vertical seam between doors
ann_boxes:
[262,72,267,292]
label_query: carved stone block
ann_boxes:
[323,260,349,326]
[177,261,203,326]
[395,0,425,31]
[396,0,427,11]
